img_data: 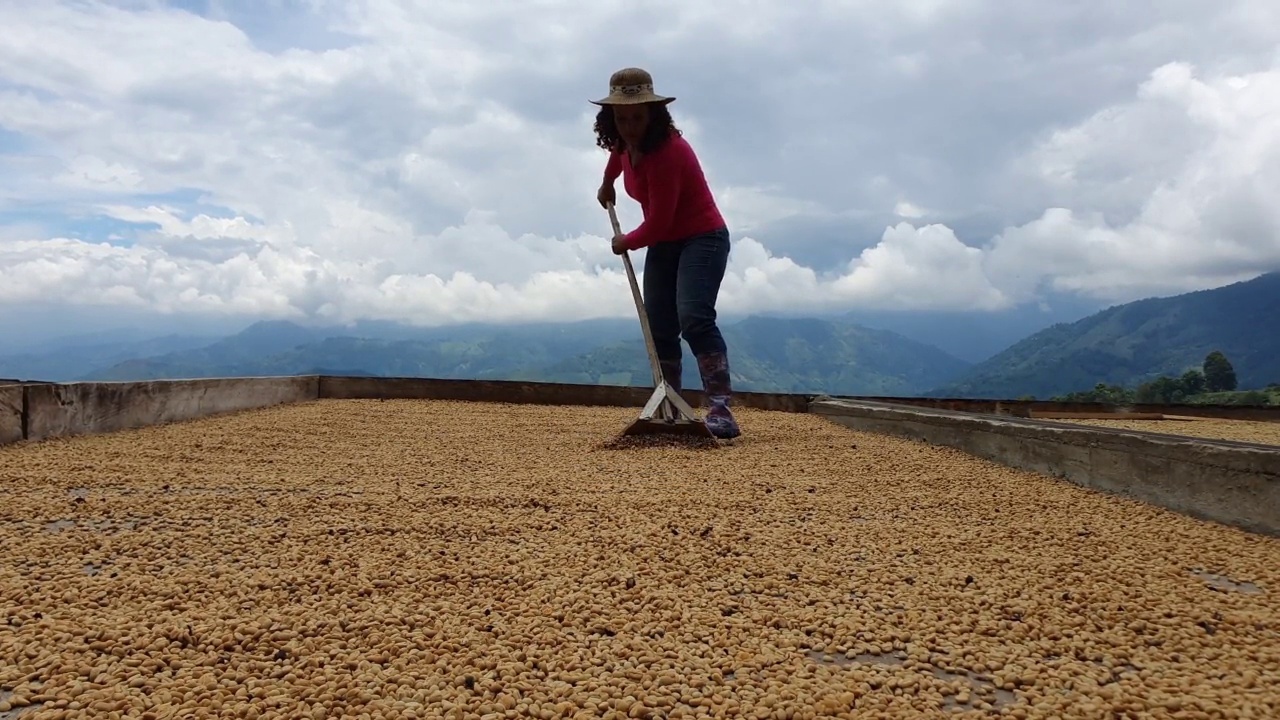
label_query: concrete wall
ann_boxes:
[0,384,21,445]
[845,395,1280,422]
[19,376,319,444]
[321,378,1279,419]
[319,376,814,413]
[811,398,1280,537]
[2,373,813,448]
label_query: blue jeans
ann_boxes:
[642,226,730,362]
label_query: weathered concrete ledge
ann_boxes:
[851,395,1280,423]
[811,397,1280,537]
[1,375,817,447]
[21,376,319,444]
[319,375,814,413]
[0,384,22,445]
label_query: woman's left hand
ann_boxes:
[611,234,629,255]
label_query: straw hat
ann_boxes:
[590,67,675,106]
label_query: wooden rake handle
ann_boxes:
[606,202,665,389]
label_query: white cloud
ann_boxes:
[894,201,928,219]
[0,0,1278,334]
[55,155,145,192]
[717,223,1008,314]
[988,59,1280,303]
[833,223,1008,310]
[715,186,826,234]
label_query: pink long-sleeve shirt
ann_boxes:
[604,134,726,250]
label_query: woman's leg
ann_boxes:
[642,240,684,391]
[675,227,741,439]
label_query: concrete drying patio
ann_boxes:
[2,397,1278,719]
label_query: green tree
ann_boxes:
[1203,351,1238,392]
[1179,369,1206,396]
[1136,376,1183,404]
[1053,382,1134,404]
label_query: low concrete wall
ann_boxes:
[0,384,22,445]
[848,396,1280,422]
[21,376,319,443]
[811,397,1280,537]
[319,376,814,413]
[2,373,812,447]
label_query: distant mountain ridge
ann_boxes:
[6,273,1278,400]
[76,318,643,383]
[926,272,1280,398]
[523,315,971,395]
[65,315,973,396]
[0,333,219,382]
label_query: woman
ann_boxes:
[590,67,741,440]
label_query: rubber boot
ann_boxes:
[696,351,741,439]
[659,358,682,394]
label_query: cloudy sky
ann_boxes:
[1,0,1278,343]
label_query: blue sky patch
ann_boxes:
[164,0,361,54]
[0,206,150,247]
[0,127,29,154]
[0,186,256,247]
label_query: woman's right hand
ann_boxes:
[597,182,616,209]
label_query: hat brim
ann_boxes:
[590,95,676,106]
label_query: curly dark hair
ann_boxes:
[593,104,682,155]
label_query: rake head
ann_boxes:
[620,381,717,439]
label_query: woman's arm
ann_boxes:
[598,150,623,209]
[622,140,688,250]
[603,150,622,183]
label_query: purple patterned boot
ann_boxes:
[696,351,741,439]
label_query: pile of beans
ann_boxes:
[1,399,1277,719]
[1061,417,1280,446]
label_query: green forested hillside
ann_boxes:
[78,315,971,396]
[529,315,971,395]
[927,272,1280,398]
[50,274,1280,401]
[82,324,639,382]
[0,333,218,381]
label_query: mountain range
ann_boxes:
[928,272,1280,398]
[32,315,971,397]
[3,272,1278,399]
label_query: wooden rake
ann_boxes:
[606,202,715,439]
